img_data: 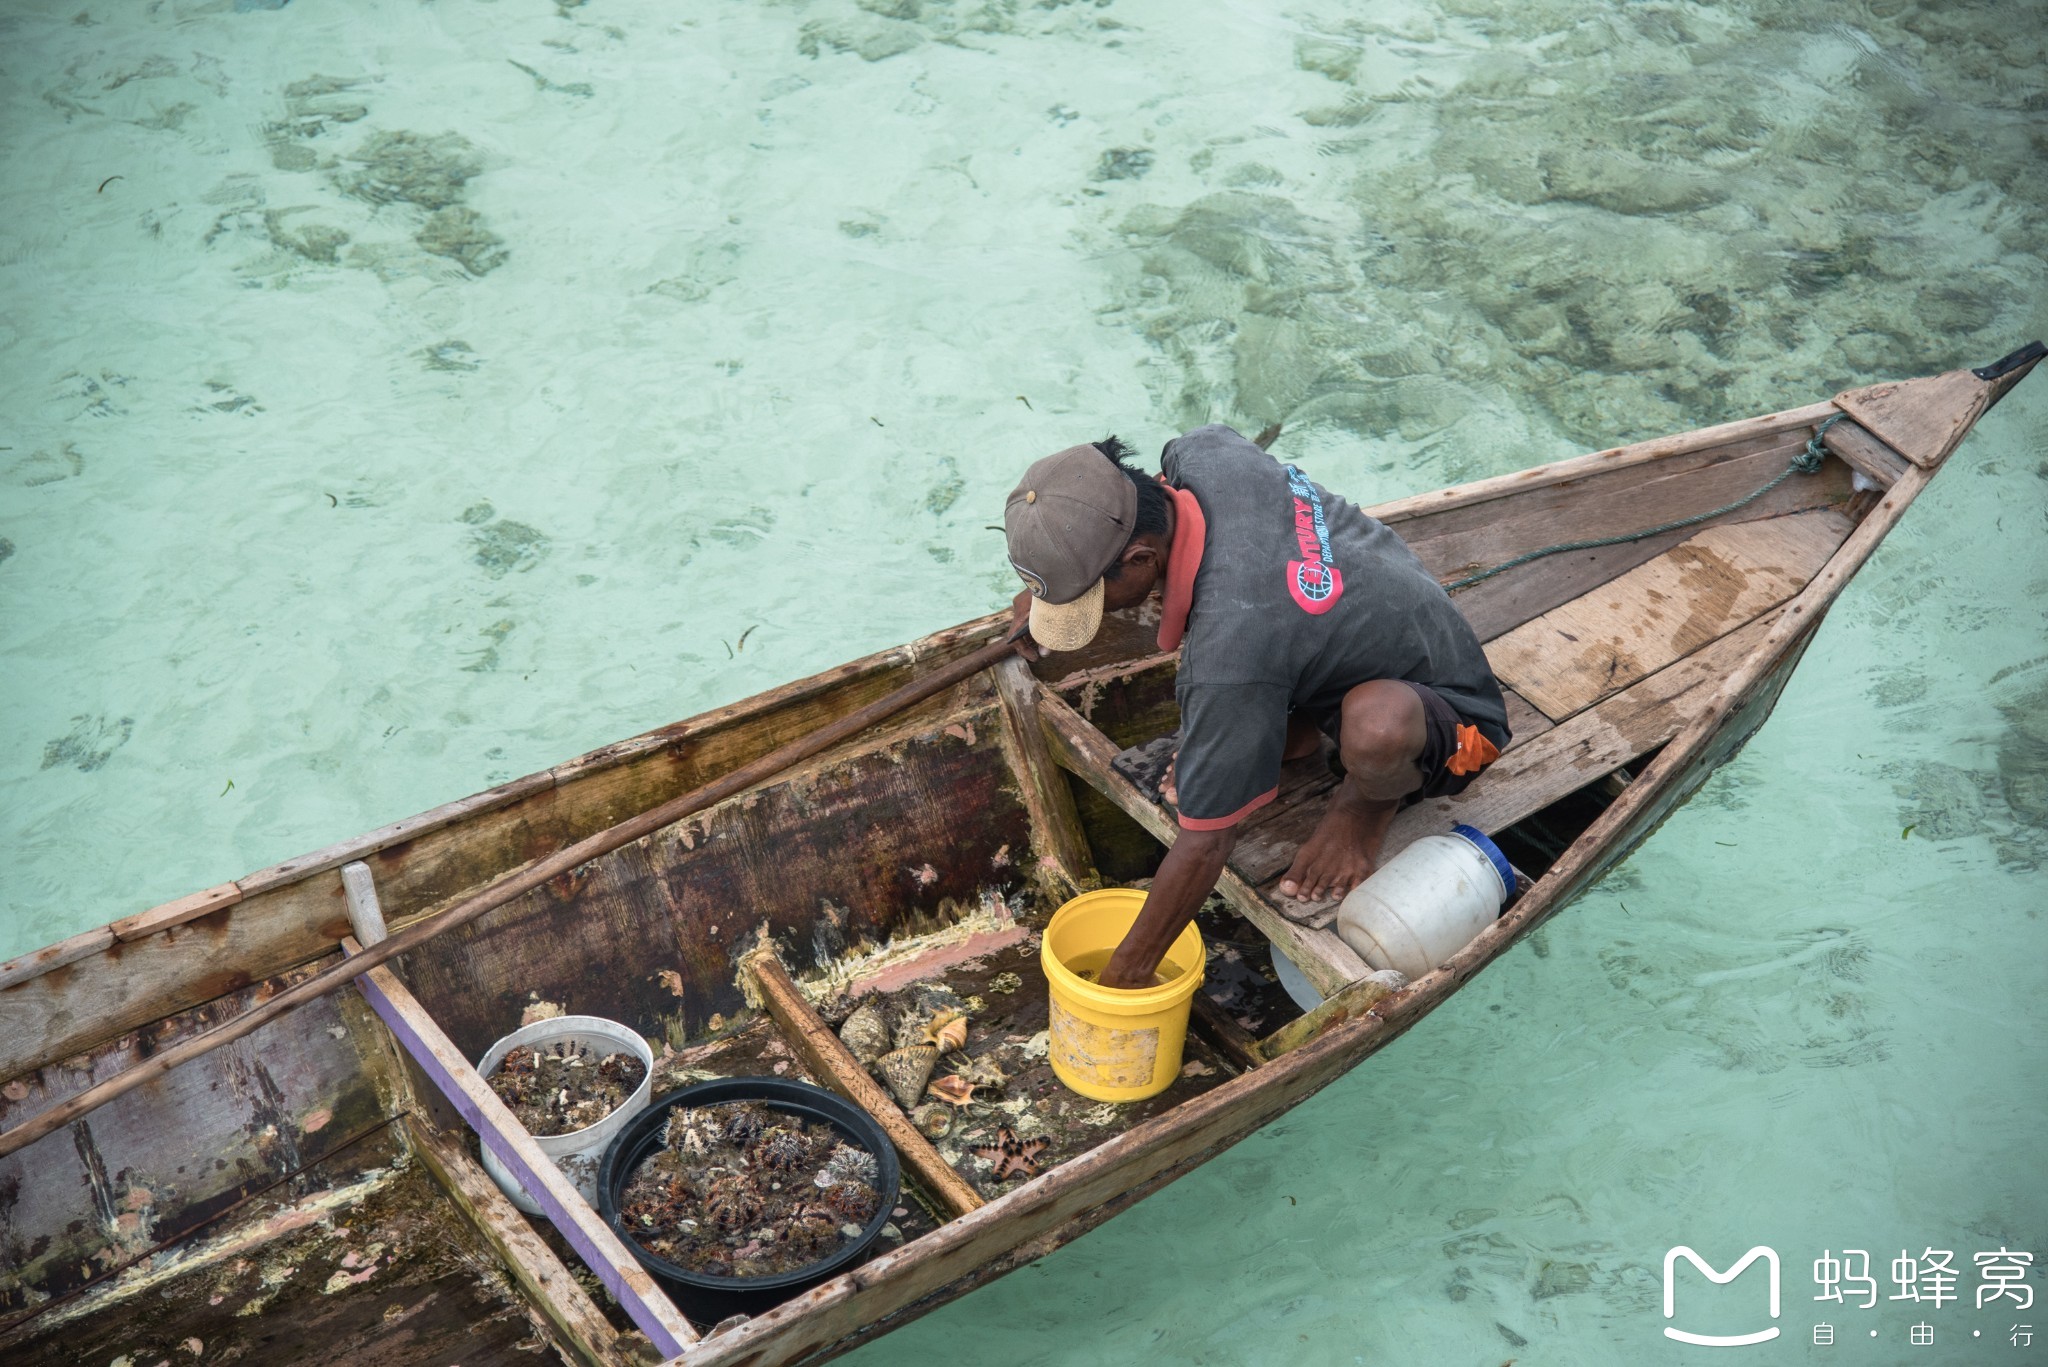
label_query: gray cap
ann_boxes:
[1004,444,1138,651]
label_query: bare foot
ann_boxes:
[1277,781,1398,901]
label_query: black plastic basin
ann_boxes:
[596,1076,903,1324]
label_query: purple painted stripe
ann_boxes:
[350,964,691,1358]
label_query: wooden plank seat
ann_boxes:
[1484,508,1853,721]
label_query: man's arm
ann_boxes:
[1098,824,1234,988]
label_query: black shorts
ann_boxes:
[1309,680,1501,803]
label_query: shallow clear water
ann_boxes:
[3,0,2043,1361]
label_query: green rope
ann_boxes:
[1442,414,1842,593]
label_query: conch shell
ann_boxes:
[959,1056,1009,1091]
[875,1043,938,1109]
[838,998,892,1065]
[921,1009,968,1053]
[926,1074,978,1108]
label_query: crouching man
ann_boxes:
[1003,427,1510,988]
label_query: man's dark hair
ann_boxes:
[1095,435,1170,580]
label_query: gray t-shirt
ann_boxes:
[1162,425,1510,828]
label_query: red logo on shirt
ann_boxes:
[1285,466,1343,615]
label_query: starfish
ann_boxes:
[971,1127,1050,1181]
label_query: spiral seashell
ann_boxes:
[922,1009,968,1053]
[909,1101,953,1139]
[927,1074,977,1108]
[704,1175,762,1232]
[875,1043,938,1109]
[751,1126,809,1174]
[823,1179,878,1225]
[837,998,892,1065]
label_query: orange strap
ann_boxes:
[1447,724,1501,777]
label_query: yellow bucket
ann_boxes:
[1040,889,1205,1102]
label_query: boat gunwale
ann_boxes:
[0,617,1009,997]
[1361,399,1840,525]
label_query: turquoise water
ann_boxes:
[3,0,2042,1362]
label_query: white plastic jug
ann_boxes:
[1333,824,1512,980]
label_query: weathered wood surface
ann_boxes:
[2,1126,563,1367]
[0,617,1010,1082]
[1436,449,1852,643]
[1024,605,1166,686]
[1501,687,1555,745]
[1049,658,1185,886]
[1225,377,2008,934]
[1834,368,1992,467]
[1822,418,1911,488]
[1045,650,1180,698]
[0,390,1887,1086]
[347,943,698,1356]
[106,882,243,944]
[1186,992,1264,1072]
[669,1020,1374,1367]
[1402,434,1848,584]
[0,926,116,992]
[746,953,985,1219]
[406,1114,629,1367]
[992,656,1101,894]
[396,700,1032,1060]
[1056,654,1182,749]
[1485,509,1851,720]
[1257,973,1402,1059]
[0,959,392,1321]
[1373,405,1846,539]
[1033,685,1373,998]
[1395,453,1947,1017]
[1447,527,1696,644]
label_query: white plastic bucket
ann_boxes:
[1333,824,1512,981]
[478,1015,654,1215]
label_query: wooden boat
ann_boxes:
[1,347,2037,1366]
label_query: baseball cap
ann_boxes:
[1004,443,1138,652]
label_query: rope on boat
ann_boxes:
[1442,413,1841,593]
